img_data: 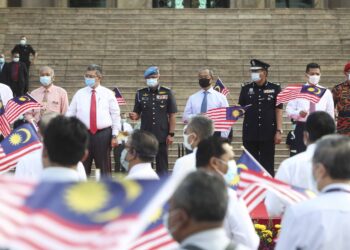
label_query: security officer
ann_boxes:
[238,59,283,176]
[129,66,177,175]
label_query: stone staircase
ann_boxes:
[1,7,350,171]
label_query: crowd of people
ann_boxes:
[1,35,350,249]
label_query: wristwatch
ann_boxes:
[168,132,175,137]
[276,129,283,134]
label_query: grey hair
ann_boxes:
[39,66,55,77]
[87,64,103,77]
[187,115,214,141]
[172,170,228,222]
[198,67,214,79]
[313,134,350,180]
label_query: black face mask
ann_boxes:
[199,78,211,88]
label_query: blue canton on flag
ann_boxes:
[0,123,42,173]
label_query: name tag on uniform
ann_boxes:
[141,97,149,101]
[156,95,168,100]
[159,91,167,94]
[263,89,275,94]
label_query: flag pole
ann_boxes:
[240,145,272,177]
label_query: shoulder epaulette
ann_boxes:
[241,82,251,87]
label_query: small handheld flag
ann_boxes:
[113,88,127,105]
[205,105,250,132]
[276,84,326,106]
[5,94,42,124]
[213,78,230,96]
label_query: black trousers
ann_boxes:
[83,127,112,177]
[113,143,126,173]
[156,142,168,175]
[243,140,275,177]
[295,122,307,154]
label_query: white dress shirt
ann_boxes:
[118,121,133,144]
[0,83,13,106]
[276,183,350,250]
[226,188,260,250]
[183,87,230,137]
[41,167,81,182]
[172,148,197,177]
[15,148,87,181]
[286,83,334,122]
[126,162,159,180]
[265,144,317,217]
[66,85,121,136]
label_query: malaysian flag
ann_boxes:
[0,176,178,250]
[276,84,327,106]
[238,169,315,213]
[234,149,271,213]
[114,87,127,105]
[0,99,11,137]
[130,204,178,250]
[0,123,42,173]
[205,105,250,132]
[213,78,230,96]
[5,94,42,124]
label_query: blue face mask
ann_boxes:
[0,58,4,64]
[85,77,95,88]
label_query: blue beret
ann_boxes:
[144,66,159,78]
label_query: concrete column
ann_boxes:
[118,0,152,9]
[0,0,6,8]
[235,0,265,8]
[54,0,68,7]
[22,0,55,7]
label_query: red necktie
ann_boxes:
[90,90,97,134]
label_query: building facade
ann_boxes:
[2,0,350,9]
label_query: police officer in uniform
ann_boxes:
[238,59,283,176]
[129,66,177,175]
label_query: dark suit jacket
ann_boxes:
[4,62,28,96]
[0,63,10,86]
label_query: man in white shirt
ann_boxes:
[166,170,247,250]
[66,64,121,177]
[40,115,89,182]
[0,82,13,106]
[276,135,350,250]
[195,137,259,250]
[286,62,334,154]
[15,113,86,180]
[172,115,213,177]
[265,111,335,217]
[183,68,230,138]
[123,129,159,180]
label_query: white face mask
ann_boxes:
[146,78,158,88]
[120,149,129,171]
[121,119,127,123]
[13,57,19,63]
[347,74,350,81]
[251,72,261,82]
[20,39,26,45]
[0,58,5,64]
[216,159,238,186]
[308,75,320,85]
[40,76,52,86]
[182,133,193,151]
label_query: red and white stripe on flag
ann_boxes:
[129,225,178,250]
[238,169,312,213]
[117,97,127,105]
[206,107,234,132]
[5,101,41,124]
[276,85,302,106]
[0,142,42,173]
[0,116,11,137]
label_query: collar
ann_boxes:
[181,228,229,249]
[128,162,153,174]
[321,183,350,194]
[40,84,54,93]
[87,84,101,93]
[148,84,161,92]
[201,87,214,94]
[305,82,324,88]
[41,167,80,182]
[254,81,268,88]
[306,143,316,152]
